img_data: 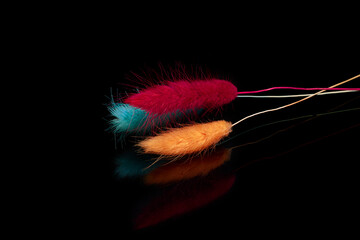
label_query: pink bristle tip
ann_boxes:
[124,79,238,115]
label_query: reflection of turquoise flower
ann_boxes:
[114,151,160,178]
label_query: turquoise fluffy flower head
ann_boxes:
[108,102,204,139]
[108,103,148,134]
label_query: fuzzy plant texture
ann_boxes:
[108,103,204,136]
[124,79,238,116]
[108,103,148,134]
[137,120,233,156]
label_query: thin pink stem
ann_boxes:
[237,87,360,95]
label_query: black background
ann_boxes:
[58,18,360,237]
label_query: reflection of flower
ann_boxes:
[113,150,160,178]
[144,147,232,185]
[134,173,235,230]
[114,146,231,182]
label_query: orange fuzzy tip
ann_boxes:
[144,147,232,185]
[137,120,233,156]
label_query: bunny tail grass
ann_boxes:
[124,79,238,115]
[108,103,205,137]
[137,120,233,156]
[108,103,148,134]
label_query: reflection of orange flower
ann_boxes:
[144,147,232,185]
[134,174,236,230]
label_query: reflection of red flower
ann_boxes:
[134,174,235,230]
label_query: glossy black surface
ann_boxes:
[73,36,359,237]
